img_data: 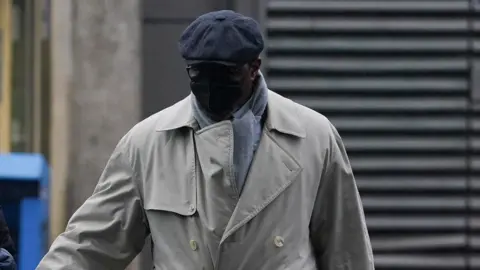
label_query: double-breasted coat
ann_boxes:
[37,91,374,270]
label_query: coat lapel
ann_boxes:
[220,91,306,244]
[221,129,302,243]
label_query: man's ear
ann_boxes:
[250,58,262,79]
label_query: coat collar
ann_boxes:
[155,91,306,138]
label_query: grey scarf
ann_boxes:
[191,71,268,192]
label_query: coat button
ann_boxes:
[274,236,284,248]
[190,240,198,251]
[188,204,196,213]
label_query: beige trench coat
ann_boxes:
[37,91,374,270]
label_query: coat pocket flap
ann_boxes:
[144,196,196,216]
[143,173,197,216]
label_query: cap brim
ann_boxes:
[185,60,239,66]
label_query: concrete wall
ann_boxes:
[50,0,142,268]
[49,0,142,248]
[67,0,142,214]
[50,0,142,222]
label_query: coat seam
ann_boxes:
[118,141,150,232]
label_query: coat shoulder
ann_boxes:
[268,91,335,138]
[119,96,192,152]
[295,101,334,135]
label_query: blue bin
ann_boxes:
[0,153,50,270]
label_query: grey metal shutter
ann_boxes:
[265,1,478,269]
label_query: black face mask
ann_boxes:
[187,63,247,115]
[190,79,243,115]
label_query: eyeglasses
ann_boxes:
[186,63,245,82]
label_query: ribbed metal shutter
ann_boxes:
[266,1,479,269]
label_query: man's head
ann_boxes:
[178,10,264,119]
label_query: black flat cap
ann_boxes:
[178,10,264,65]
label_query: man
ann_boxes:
[37,10,374,270]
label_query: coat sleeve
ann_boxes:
[0,207,16,257]
[309,121,374,270]
[36,138,149,270]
